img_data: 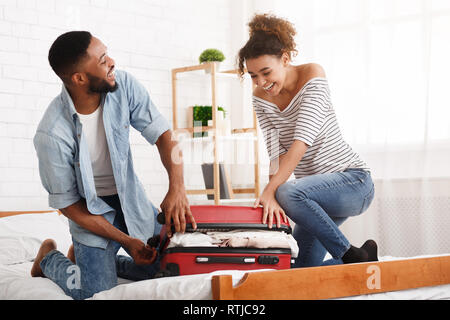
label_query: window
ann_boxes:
[261,0,450,146]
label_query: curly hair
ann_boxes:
[237,13,298,78]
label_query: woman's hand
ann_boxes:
[254,141,307,229]
[254,187,287,229]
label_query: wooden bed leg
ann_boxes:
[212,275,234,300]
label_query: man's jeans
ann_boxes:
[40,195,162,300]
[275,169,375,268]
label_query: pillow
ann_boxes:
[0,212,72,265]
[0,235,42,265]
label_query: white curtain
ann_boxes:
[250,0,450,257]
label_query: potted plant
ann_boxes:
[192,105,227,137]
[198,48,225,73]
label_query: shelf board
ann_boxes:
[231,128,256,134]
[172,63,242,80]
[186,189,215,195]
[174,127,256,134]
[176,136,258,143]
[175,72,241,81]
[175,126,213,134]
[232,188,256,194]
[172,62,238,75]
[174,126,258,143]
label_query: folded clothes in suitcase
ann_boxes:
[149,205,296,277]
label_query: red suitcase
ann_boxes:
[150,205,294,277]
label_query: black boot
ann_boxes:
[361,239,378,262]
[342,245,368,264]
[342,239,379,264]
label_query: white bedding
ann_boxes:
[2,257,450,300]
[0,260,267,300]
[1,212,449,300]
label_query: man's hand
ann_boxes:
[156,130,197,238]
[160,185,197,237]
[126,237,157,265]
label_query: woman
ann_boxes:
[238,13,377,267]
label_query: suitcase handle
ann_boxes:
[195,256,256,264]
[195,255,281,265]
[157,211,176,235]
[157,211,193,225]
[157,211,166,224]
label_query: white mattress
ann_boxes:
[1,211,449,300]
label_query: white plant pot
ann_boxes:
[203,61,221,74]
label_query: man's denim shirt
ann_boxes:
[33,70,170,249]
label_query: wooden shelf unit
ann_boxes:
[171,62,260,205]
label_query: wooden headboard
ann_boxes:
[0,210,61,218]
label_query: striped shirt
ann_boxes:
[253,77,369,179]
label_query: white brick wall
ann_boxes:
[0,0,253,210]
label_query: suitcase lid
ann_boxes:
[161,205,292,233]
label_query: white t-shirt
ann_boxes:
[77,104,117,196]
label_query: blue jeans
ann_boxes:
[40,195,162,300]
[275,169,375,268]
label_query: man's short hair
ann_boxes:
[48,31,92,83]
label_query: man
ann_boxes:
[31,31,196,300]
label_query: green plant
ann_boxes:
[192,105,227,137]
[198,48,225,64]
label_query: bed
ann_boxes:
[1,210,449,300]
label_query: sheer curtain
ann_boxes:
[250,0,450,257]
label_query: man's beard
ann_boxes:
[86,73,118,94]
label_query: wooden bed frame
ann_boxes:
[0,210,59,218]
[2,210,449,300]
[212,255,450,300]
